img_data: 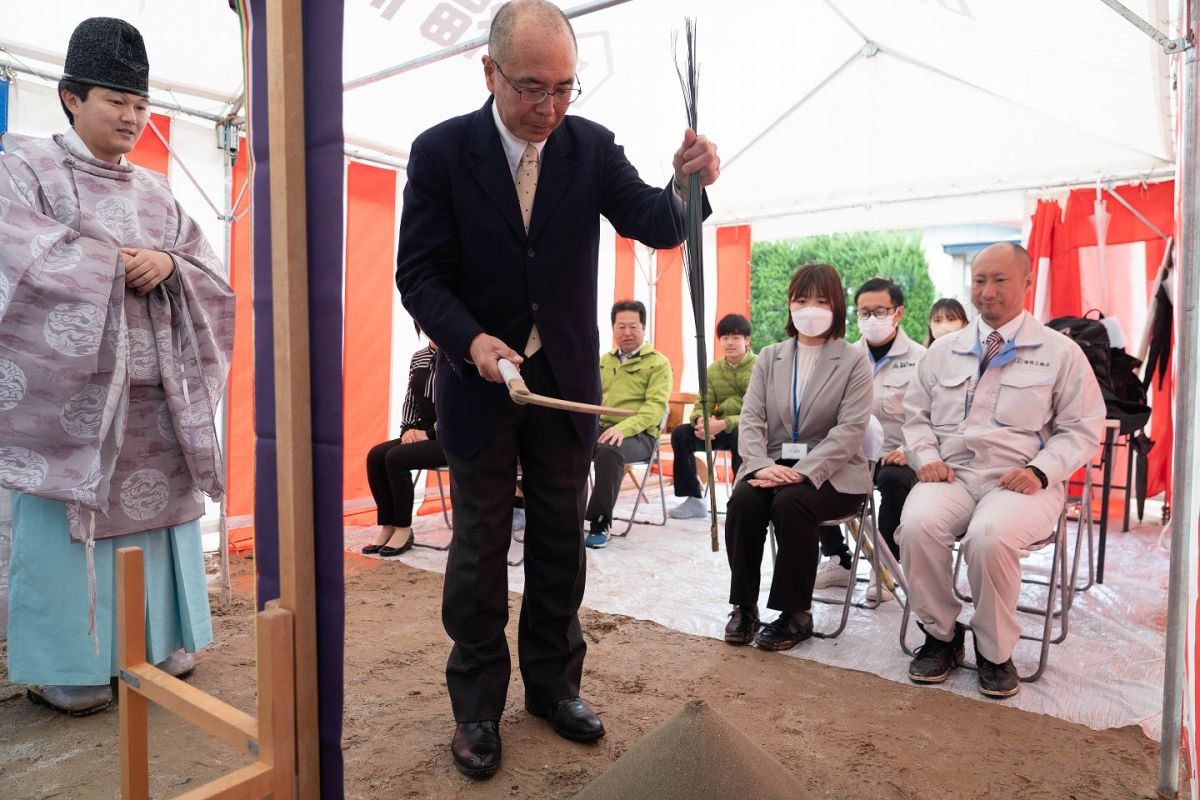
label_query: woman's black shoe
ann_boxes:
[724,605,759,645]
[753,611,813,651]
[361,543,384,554]
[379,533,414,557]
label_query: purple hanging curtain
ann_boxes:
[242,1,346,796]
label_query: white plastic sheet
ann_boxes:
[346,484,1168,741]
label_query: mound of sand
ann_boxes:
[573,700,812,800]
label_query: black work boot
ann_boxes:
[908,621,966,683]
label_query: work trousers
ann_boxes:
[669,424,740,498]
[584,430,656,527]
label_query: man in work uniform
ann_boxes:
[897,243,1103,698]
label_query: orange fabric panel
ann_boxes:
[614,236,635,306]
[715,225,751,359]
[127,113,171,175]
[1024,200,1060,314]
[225,138,255,549]
[343,163,397,515]
[655,247,684,392]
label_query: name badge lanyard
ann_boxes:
[791,340,802,443]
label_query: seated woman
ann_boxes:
[723,263,874,651]
[926,297,969,345]
[364,340,445,556]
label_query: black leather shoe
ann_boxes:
[753,611,813,651]
[451,720,501,779]
[724,605,759,645]
[361,543,383,554]
[379,533,414,558]
[526,697,605,742]
[975,643,1020,698]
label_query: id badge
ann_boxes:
[782,442,808,460]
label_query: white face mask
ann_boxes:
[930,321,962,340]
[791,306,833,338]
[858,314,896,344]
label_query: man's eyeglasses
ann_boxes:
[492,60,582,107]
[855,307,896,320]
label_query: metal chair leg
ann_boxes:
[411,468,452,552]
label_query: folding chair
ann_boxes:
[898,492,1072,683]
[701,448,736,509]
[410,466,525,567]
[610,412,670,537]
[767,417,895,639]
[410,467,452,552]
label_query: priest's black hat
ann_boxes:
[62,17,150,97]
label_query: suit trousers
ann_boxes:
[896,469,1064,663]
[584,430,656,527]
[725,478,866,613]
[669,425,740,498]
[364,436,446,527]
[441,351,593,722]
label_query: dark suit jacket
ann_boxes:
[396,97,709,457]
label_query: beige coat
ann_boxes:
[854,327,926,452]
[735,337,874,495]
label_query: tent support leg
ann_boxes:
[1159,3,1199,798]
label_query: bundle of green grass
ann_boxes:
[573,701,811,799]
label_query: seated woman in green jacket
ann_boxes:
[670,314,756,519]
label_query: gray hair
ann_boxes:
[489,0,577,64]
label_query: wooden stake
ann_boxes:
[265,0,320,795]
[117,547,150,800]
[260,600,297,799]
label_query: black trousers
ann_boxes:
[441,351,593,722]
[875,463,917,558]
[669,424,740,498]
[726,478,865,613]
[364,436,446,527]
[584,431,655,526]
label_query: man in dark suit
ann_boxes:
[395,0,720,780]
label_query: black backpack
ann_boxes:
[1046,311,1150,434]
[1046,313,1114,396]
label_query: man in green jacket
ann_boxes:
[585,300,673,548]
[669,314,756,519]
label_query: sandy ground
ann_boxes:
[0,552,1163,799]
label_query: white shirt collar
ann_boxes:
[65,127,129,166]
[491,99,546,179]
[979,311,1025,345]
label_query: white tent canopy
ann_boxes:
[1,1,1195,797]
[1,0,1181,225]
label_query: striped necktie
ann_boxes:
[979,330,1004,374]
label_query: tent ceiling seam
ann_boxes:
[722,46,864,172]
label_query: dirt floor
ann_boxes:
[0,552,1163,799]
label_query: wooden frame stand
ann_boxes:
[117,546,296,799]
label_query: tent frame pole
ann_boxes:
[1159,2,1199,798]
[1096,0,1191,53]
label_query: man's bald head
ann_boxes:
[489,0,576,64]
[973,241,1032,276]
[970,241,1033,327]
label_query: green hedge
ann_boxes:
[750,231,936,351]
